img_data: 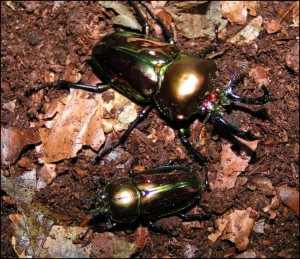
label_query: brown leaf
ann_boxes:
[214,139,258,190]
[91,232,138,258]
[1,126,41,165]
[249,66,270,86]
[134,224,149,250]
[38,89,138,163]
[221,208,258,251]
[266,19,282,34]
[276,184,299,214]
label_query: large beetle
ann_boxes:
[85,165,203,230]
[28,2,272,165]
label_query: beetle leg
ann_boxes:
[25,79,110,95]
[211,113,260,141]
[178,212,211,221]
[139,1,174,44]
[128,1,150,37]
[178,128,207,165]
[91,105,153,164]
[148,220,172,236]
[225,64,273,105]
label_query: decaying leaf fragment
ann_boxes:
[37,89,138,163]
[43,226,90,258]
[227,16,263,45]
[165,1,227,39]
[221,1,257,25]
[91,232,138,258]
[99,1,142,31]
[276,184,299,214]
[1,126,41,165]
[214,139,258,190]
[208,208,259,251]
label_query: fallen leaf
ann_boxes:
[43,226,90,258]
[165,1,227,39]
[36,164,57,190]
[214,139,258,189]
[99,2,142,31]
[221,208,258,251]
[1,169,37,204]
[2,99,17,113]
[227,16,263,45]
[292,2,299,27]
[276,184,299,214]
[263,194,280,219]
[249,66,270,86]
[134,224,149,250]
[10,203,59,258]
[91,232,138,258]
[265,19,282,34]
[221,2,248,25]
[37,89,138,163]
[250,177,275,196]
[1,126,41,165]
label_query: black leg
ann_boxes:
[225,64,273,105]
[211,113,260,141]
[129,1,174,44]
[148,220,172,236]
[178,212,211,221]
[91,105,153,165]
[25,79,110,95]
[128,1,150,37]
[178,128,207,165]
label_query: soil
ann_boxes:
[1,1,299,258]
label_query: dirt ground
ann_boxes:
[1,1,299,258]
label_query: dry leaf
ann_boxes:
[214,139,258,190]
[1,126,41,165]
[292,1,299,27]
[227,16,263,45]
[91,232,138,258]
[221,208,258,251]
[222,2,248,25]
[36,164,57,190]
[276,184,299,214]
[37,89,138,163]
[266,19,282,34]
[263,194,280,219]
[165,1,227,39]
[43,226,90,258]
[134,224,149,250]
[249,66,270,86]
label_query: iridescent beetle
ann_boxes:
[28,2,272,165]
[80,165,205,231]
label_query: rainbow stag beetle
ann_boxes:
[83,165,204,230]
[28,2,272,165]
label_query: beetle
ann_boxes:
[28,1,272,165]
[83,165,204,231]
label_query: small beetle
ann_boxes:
[85,165,203,230]
[28,2,272,165]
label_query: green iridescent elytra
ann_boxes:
[91,166,201,223]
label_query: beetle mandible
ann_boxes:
[81,165,204,231]
[28,1,272,165]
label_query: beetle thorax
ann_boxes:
[105,178,140,223]
[154,54,217,121]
